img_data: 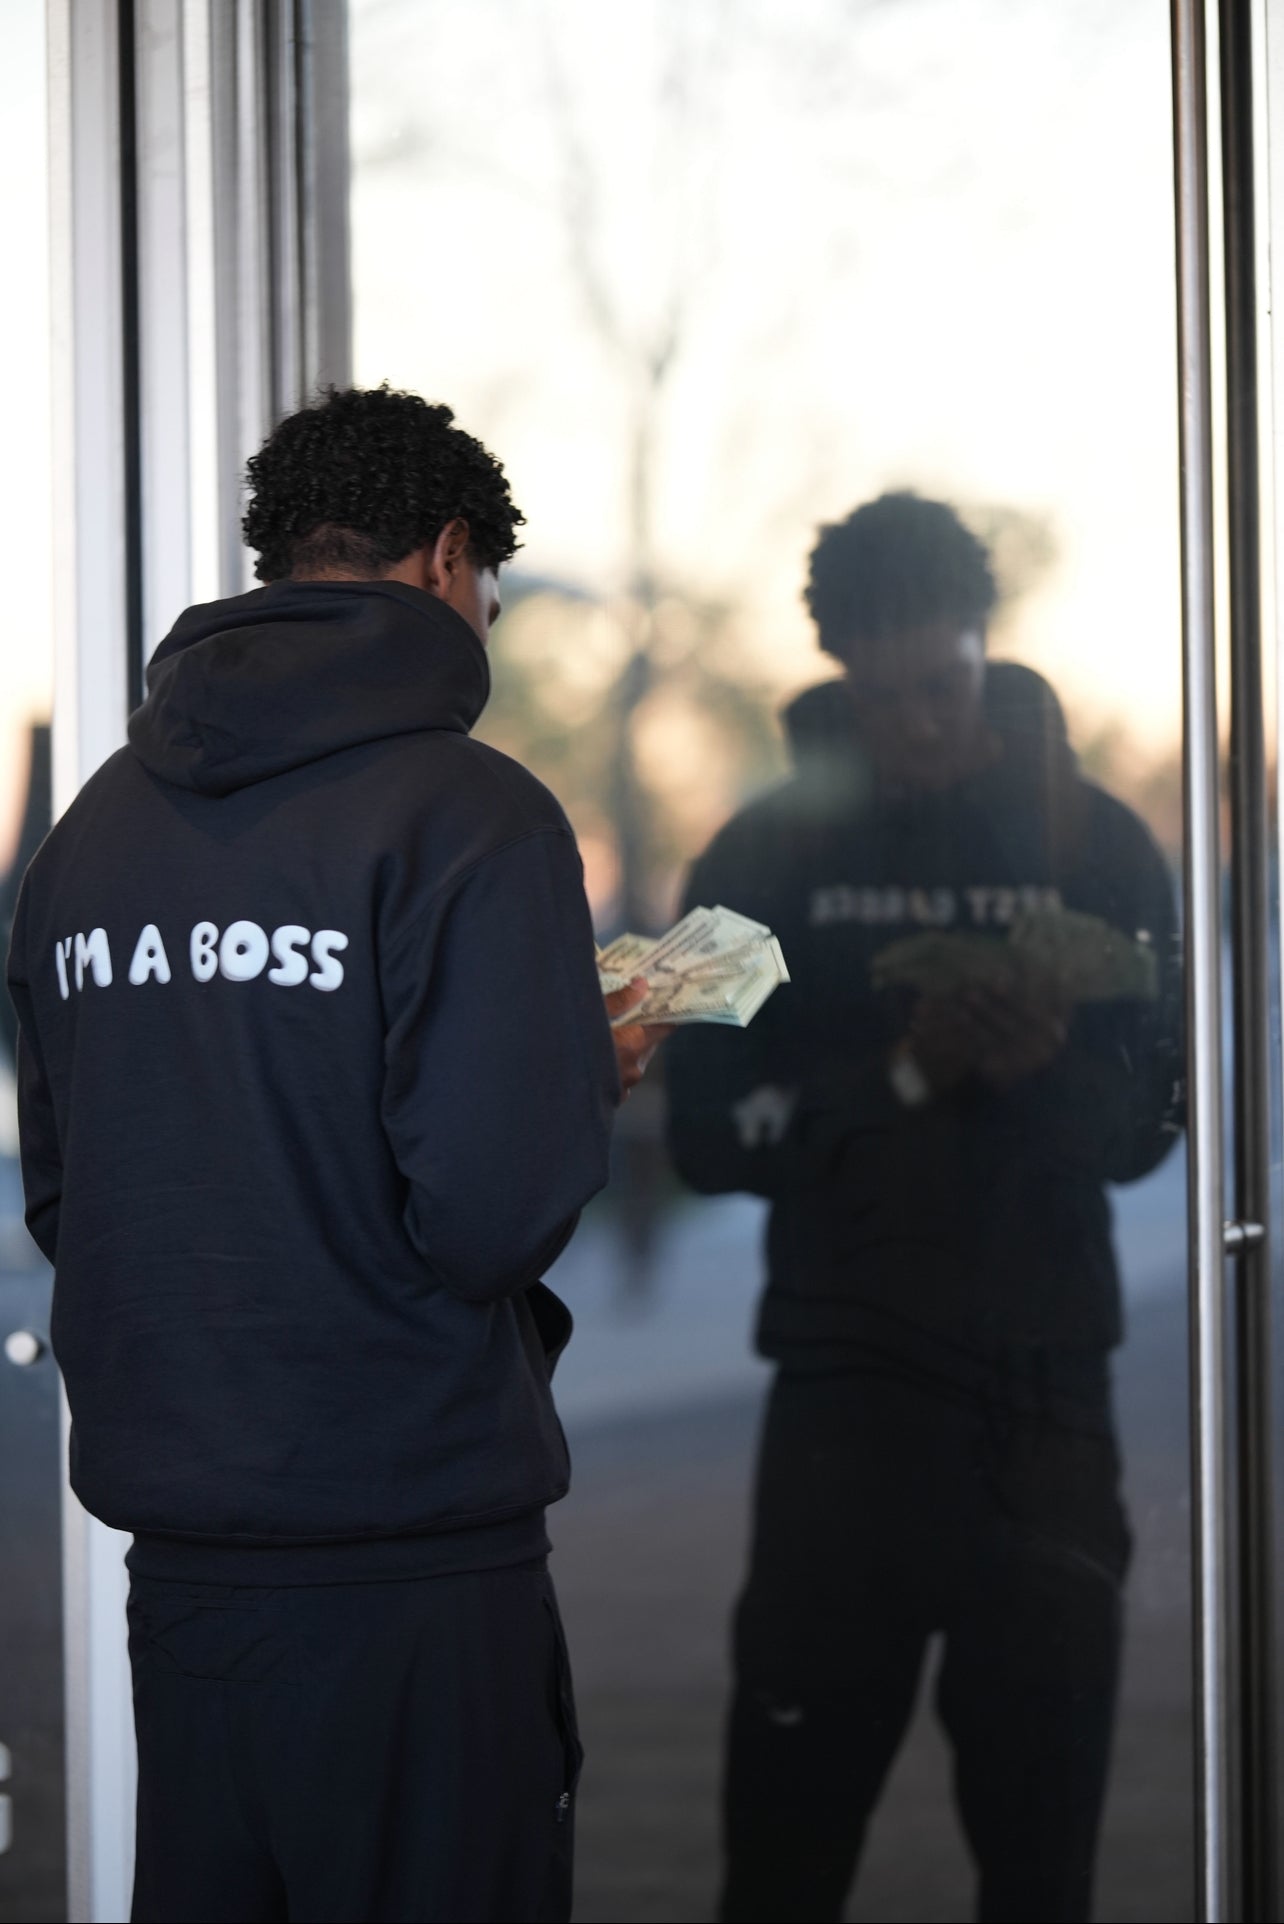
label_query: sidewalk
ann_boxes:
[550,1185,1195,1922]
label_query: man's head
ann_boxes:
[805,492,998,793]
[242,385,526,645]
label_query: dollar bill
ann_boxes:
[872,906,1159,1004]
[870,931,1015,998]
[596,906,790,1027]
[1010,906,1158,1001]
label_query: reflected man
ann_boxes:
[666,493,1181,1923]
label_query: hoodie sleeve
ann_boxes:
[380,826,619,1303]
[993,800,1184,1184]
[6,883,63,1263]
[667,993,899,1201]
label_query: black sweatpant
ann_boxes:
[127,1560,581,1924]
[720,1364,1130,1924]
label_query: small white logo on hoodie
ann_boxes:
[808,883,1063,929]
[54,922,348,999]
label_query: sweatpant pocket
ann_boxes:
[541,1582,584,1819]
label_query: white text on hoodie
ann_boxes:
[53,922,349,999]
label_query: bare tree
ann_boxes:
[534,0,735,932]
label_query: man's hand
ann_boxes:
[903,990,986,1096]
[966,978,1069,1090]
[604,978,676,1099]
[904,969,1069,1096]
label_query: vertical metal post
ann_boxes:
[47,4,138,1916]
[1171,0,1235,1917]
[45,5,352,1914]
[296,0,352,396]
[118,0,145,712]
[265,0,302,418]
[209,0,271,595]
[207,0,351,597]
[136,0,197,658]
[1220,1,1278,1916]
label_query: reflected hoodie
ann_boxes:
[6,580,619,1573]
[666,668,1183,1383]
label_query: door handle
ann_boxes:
[1219,1,1278,1916]
[1170,1,1233,1918]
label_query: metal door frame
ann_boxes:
[1175,1,1284,1918]
[43,4,349,1914]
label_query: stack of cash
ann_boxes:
[597,905,790,1028]
[872,905,1159,1004]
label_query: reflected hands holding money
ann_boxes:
[902,967,1071,1099]
[882,905,1150,1099]
[873,907,1158,1005]
[966,975,1071,1089]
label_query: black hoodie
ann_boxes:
[665,668,1182,1388]
[7,580,619,1575]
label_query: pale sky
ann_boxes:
[351,0,1183,752]
[0,0,1188,880]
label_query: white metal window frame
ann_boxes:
[44,4,349,1915]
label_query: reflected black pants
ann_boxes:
[127,1561,581,1924]
[720,1365,1129,1924]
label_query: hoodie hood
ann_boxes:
[128,579,491,796]
[781,660,1078,787]
[779,661,1086,870]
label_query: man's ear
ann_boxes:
[428,517,471,589]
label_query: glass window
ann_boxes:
[350,4,1190,1914]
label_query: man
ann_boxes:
[666,493,1181,1922]
[8,384,665,1924]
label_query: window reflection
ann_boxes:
[351,0,1193,1916]
[667,495,1182,1921]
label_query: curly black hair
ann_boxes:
[805,491,997,662]
[242,384,526,582]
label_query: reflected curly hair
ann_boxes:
[242,384,525,583]
[806,491,997,661]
